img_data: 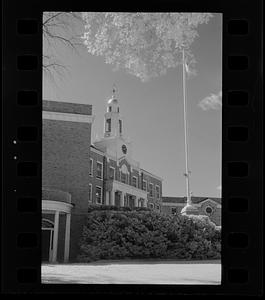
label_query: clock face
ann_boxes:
[122,144,127,154]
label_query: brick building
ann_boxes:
[42,92,163,263]
[161,196,221,226]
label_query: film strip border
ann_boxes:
[2,1,263,295]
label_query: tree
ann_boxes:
[43,12,84,78]
[81,12,212,82]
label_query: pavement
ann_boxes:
[42,260,221,285]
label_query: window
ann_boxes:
[149,183,154,197]
[108,106,112,112]
[132,176,137,188]
[205,206,213,215]
[142,180,147,191]
[96,162,103,179]
[171,207,177,215]
[88,184,92,202]
[105,118,111,132]
[89,159,93,176]
[109,167,115,180]
[121,172,127,184]
[119,120,122,134]
[149,203,154,209]
[155,185,160,199]
[95,186,102,204]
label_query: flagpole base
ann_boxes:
[181,204,199,215]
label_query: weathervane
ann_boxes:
[112,84,117,98]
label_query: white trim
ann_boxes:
[205,205,214,215]
[118,156,140,171]
[96,161,103,180]
[121,164,129,174]
[42,200,73,213]
[52,211,59,262]
[90,146,105,156]
[43,110,95,123]
[197,198,221,207]
[95,186,103,204]
[64,213,71,262]
[89,158,93,177]
[42,218,54,229]
[109,166,116,180]
[42,220,54,262]
[88,183,93,202]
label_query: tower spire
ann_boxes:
[112,84,117,98]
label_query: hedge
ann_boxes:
[78,210,221,262]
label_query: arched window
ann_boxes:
[105,118,111,132]
[119,120,122,134]
[42,219,54,229]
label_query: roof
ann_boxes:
[43,100,92,115]
[91,144,104,152]
[162,196,222,205]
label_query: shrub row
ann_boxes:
[78,210,221,262]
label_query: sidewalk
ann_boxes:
[42,260,221,284]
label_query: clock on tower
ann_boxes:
[122,144,127,154]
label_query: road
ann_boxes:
[42,260,221,284]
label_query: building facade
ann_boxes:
[161,196,221,226]
[42,93,163,263]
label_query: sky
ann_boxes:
[43,13,222,198]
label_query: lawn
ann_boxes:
[42,260,221,284]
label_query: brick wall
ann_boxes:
[89,150,104,204]
[141,172,162,211]
[42,100,92,261]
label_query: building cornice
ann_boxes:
[43,111,95,123]
[90,146,105,156]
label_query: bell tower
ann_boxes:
[104,85,123,138]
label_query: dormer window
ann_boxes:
[108,106,112,112]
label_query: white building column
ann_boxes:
[134,196,139,208]
[52,210,59,263]
[105,191,110,206]
[64,213,71,262]
[110,190,115,206]
[120,192,124,207]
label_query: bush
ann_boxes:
[77,210,221,262]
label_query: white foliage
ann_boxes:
[81,12,213,81]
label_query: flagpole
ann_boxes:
[182,47,191,206]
